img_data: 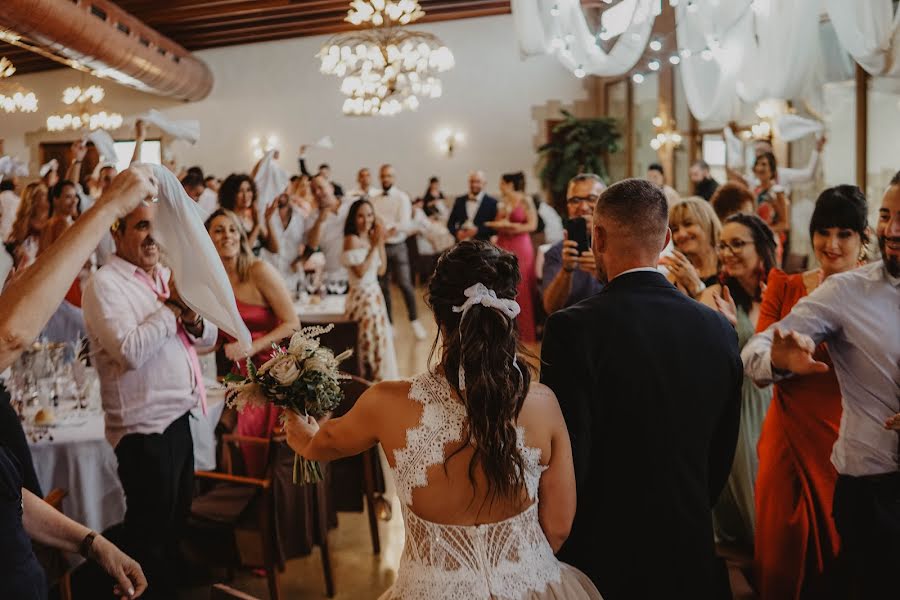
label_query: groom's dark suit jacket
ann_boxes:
[541,270,742,600]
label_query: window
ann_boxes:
[112,140,161,173]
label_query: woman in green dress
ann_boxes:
[700,213,778,548]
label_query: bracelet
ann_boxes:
[691,281,707,297]
[79,531,97,559]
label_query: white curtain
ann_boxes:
[825,0,900,77]
[736,0,823,103]
[512,0,656,77]
[676,1,751,122]
[148,164,252,350]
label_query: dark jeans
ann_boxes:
[114,412,194,599]
[832,471,900,599]
[379,241,417,323]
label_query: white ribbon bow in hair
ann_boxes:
[451,283,522,391]
[452,283,521,321]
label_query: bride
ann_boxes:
[284,240,601,599]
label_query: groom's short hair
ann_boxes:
[595,178,668,242]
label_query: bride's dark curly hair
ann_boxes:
[426,239,532,503]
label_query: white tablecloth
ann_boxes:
[294,294,347,323]
[28,384,225,534]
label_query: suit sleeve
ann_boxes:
[476,200,498,240]
[298,157,312,178]
[447,199,462,237]
[708,331,742,505]
[540,311,592,490]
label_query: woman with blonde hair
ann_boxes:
[7,182,50,270]
[206,208,299,474]
[661,197,721,298]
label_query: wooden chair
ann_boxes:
[318,320,363,378]
[330,374,382,554]
[188,433,335,599]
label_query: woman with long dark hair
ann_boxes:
[284,240,600,599]
[700,213,777,548]
[342,198,397,381]
[218,173,279,256]
[753,152,790,263]
[754,186,867,599]
[487,171,538,342]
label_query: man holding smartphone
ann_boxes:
[542,174,605,314]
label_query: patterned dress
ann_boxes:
[343,241,399,381]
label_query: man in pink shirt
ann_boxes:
[82,202,217,598]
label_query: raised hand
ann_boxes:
[134,119,147,141]
[264,199,278,222]
[660,249,704,296]
[771,328,829,375]
[71,140,88,162]
[97,165,159,219]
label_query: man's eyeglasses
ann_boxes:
[716,239,753,255]
[567,195,600,206]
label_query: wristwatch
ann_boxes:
[79,531,98,559]
[692,281,707,297]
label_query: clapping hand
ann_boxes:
[284,410,320,455]
[885,413,900,431]
[224,341,250,363]
[771,329,829,375]
[90,535,148,599]
[712,285,738,328]
[369,219,387,245]
[660,250,704,297]
[264,199,278,222]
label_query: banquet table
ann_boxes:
[295,293,346,323]
[27,382,225,535]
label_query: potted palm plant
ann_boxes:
[538,110,621,211]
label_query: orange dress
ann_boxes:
[754,269,844,599]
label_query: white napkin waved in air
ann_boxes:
[254,149,290,222]
[136,109,200,144]
[147,163,252,351]
[39,159,59,177]
[774,114,824,142]
[0,155,29,179]
[86,129,118,165]
[312,136,334,150]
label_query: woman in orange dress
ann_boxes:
[754,185,868,599]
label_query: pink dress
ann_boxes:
[495,204,536,342]
[218,298,282,476]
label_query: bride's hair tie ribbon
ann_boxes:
[451,283,522,391]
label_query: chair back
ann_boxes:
[319,321,362,377]
[210,583,262,599]
[334,374,372,418]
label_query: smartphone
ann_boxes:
[565,217,591,253]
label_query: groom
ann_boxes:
[541,178,742,599]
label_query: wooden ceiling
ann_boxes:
[0,0,511,75]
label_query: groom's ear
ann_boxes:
[592,222,607,254]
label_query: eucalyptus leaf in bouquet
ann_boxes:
[224,324,352,484]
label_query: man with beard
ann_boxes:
[742,175,900,599]
[81,202,218,598]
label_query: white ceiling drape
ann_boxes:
[825,0,900,77]
[512,0,657,77]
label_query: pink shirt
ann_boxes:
[82,255,218,447]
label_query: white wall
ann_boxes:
[0,15,589,197]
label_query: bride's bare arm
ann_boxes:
[283,381,395,461]
[533,386,577,553]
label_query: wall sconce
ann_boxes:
[251,134,279,159]
[434,127,464,157]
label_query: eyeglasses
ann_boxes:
[567,195,600,206]
[716,239,753,255]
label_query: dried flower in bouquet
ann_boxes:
[224,324,352,483]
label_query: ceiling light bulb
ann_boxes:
[648,60,660,71]
[649,40,662,52]
[652,116,663,127]
[669,54,681,65]
[574,65,586,78]
[632,73,645,84]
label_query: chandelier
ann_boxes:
[0,57,38,113]
[46,85,123,132]
[318,0,454,116]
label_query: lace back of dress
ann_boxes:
[388,372,560,600]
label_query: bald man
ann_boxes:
[447,170,498,242]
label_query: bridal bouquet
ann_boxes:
[224,324,352,484]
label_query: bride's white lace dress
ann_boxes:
[379,372,602,600]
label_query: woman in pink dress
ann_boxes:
[488,172,538,342]
[207,208,300,475]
